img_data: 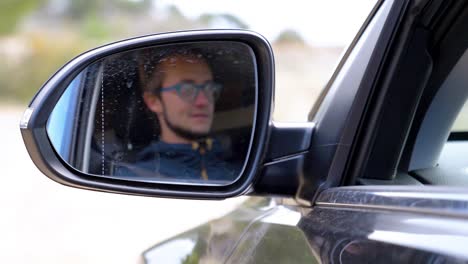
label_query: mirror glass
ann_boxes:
[47,41,256,185]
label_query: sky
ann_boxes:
[154,0,377,46]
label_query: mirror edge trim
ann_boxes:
[20,29,274,199]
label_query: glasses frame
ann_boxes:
[159,81,223,103]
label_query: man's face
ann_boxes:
[145,55,215,142]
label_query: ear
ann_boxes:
[143,92,163,114]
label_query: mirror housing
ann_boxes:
[20,30,315,199]
[21,30,274,199]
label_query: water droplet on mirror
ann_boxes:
[127,80,133,88]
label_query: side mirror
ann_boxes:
[20,30,313,199]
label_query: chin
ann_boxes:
[190,124,210,132]
[190,128,210,135]
[192,129,210,135]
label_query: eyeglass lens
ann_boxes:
[179,83,221,102]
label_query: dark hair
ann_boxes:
[138,46,210,97]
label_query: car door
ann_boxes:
[261,0,468,263]
[285,0,468,262]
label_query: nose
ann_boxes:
[193,89,210,107]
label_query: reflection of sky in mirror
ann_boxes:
[46,74,82,160]
[154,0,376,46]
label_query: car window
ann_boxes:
[451,100,468,132]
[410,48,468,185]
[438,49,468,171]
[439,99,468,171]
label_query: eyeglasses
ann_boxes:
[159,81,223,103]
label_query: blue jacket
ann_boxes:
[113,139,240,182]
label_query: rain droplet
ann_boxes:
[127,80,133,88]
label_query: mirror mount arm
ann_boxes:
[253,122,315,196]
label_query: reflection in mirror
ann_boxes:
[47,41,256,185]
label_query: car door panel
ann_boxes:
[308,187,468,263]
[142,197,277,263]
[143,186,468,263]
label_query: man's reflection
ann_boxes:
[116,50,239,181]
[143,53,220,145]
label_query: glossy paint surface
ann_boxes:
[144,188,468,263]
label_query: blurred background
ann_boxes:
[0,0,375,263]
